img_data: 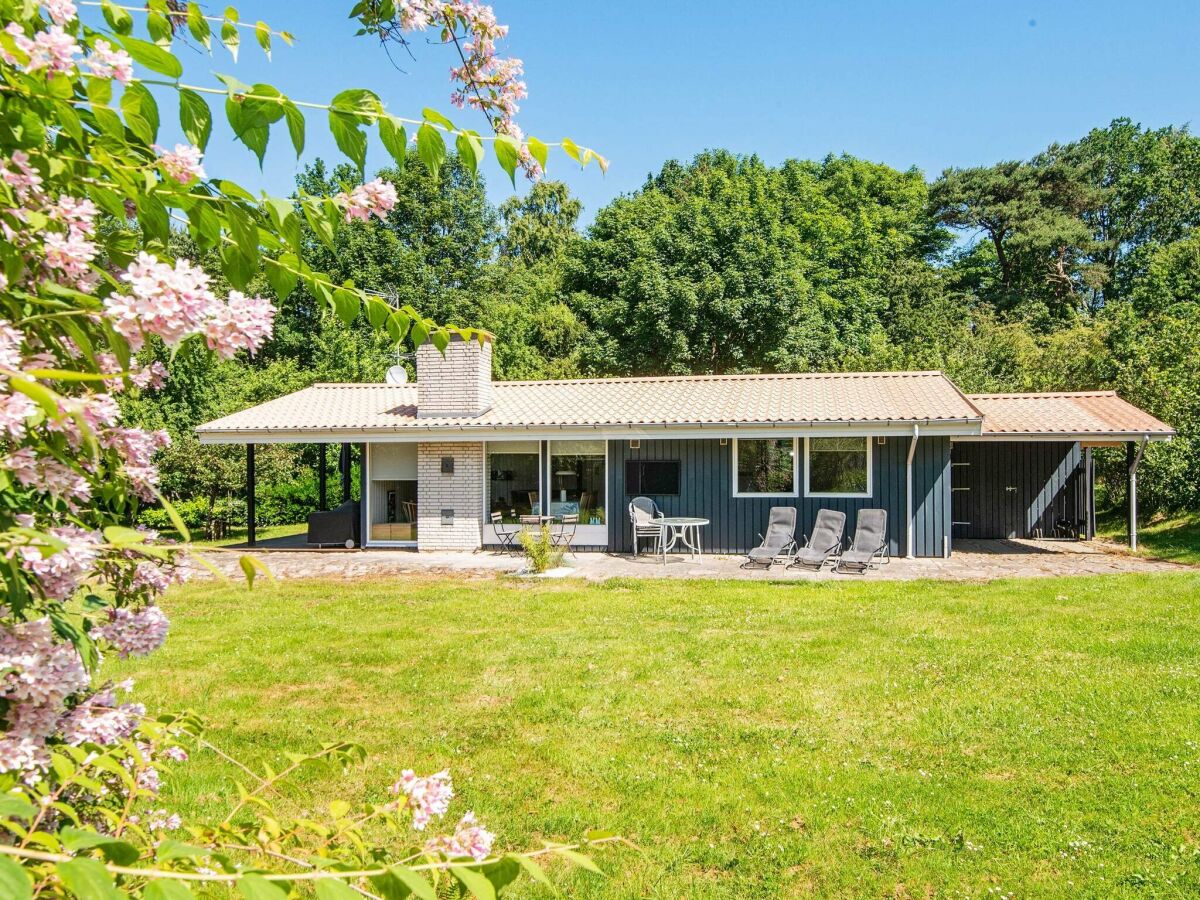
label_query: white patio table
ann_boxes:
[657,516,710,563]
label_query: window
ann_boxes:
[549,440,606,524]
[486,441,541,523]
[733,438,797,496]
[806,436,871,496]
[625,460,680,496]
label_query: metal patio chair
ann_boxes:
[834,509,889,574]
[743,506,798,568]
[628,497,663,556]
[551,513,578,554]
[490,511,519,554]
[789,508,847,570]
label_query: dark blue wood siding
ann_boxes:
[606,436,951,557]
[950,441,1086,540]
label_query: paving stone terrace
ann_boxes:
[186,538,1188,582]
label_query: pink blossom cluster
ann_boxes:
[0,319,22,371]
[99,426,170,499]
[4,447,91,510]
[0,391,35,439]
[127,559,187,599]
[337,178,398,223]
[390,768,454,830]
[45,391,121,448]
[42,0,77,26]
[15,525,101,601]
[91,605,169,658]
[60,683,145,747]
[146,809,182,831]
[0,618,89,773]
[109,252,275,358]
[391,2,534,176]
[204,291,276,359]
[94,353,168,393]
[155,144,206,185]
[2,22,79,76]
[424,811,495,862]
[85,38,132,84]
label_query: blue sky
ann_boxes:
[88,1,1200,224]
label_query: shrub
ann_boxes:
[519,525,565,573]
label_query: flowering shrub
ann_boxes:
[0,0,611,894]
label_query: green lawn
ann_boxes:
[1097,510,1200,567]
[109,574,1200,898]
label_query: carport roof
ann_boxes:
[968,391,1175,441]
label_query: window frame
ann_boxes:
[803,435,873,498]
[548,439,608,524]
[625,459,681,497]
[731,437,800,498]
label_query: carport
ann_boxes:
[952,391,1175,549]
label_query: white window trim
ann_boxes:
[364,443,417,548]
[731,437,800,498]
[804,436,873,498]
[548,439,608,526]
[481,439,543,525]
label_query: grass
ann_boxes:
[1097,510,1200,567]
[109,573,1200,898]
[173,523,306,549]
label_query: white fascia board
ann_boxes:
[953,432,1173,443]
[196,418,984,445]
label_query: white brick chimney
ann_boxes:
[415,333,494,417]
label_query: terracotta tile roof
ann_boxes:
[196,371,984,440]
[969,391,1174,438]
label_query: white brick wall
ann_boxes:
[416,337,493,417]
[417,442,483,550]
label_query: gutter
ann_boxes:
[906,424,919,558]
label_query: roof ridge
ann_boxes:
[493,370,950,387]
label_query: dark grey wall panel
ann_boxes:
[607,436,950,557]
[950,441,1085,540]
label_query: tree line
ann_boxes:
[126,118,1200,527]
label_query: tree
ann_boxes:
[568,150,936,375]
[499,180,583,262]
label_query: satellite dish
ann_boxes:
[385,365,409,385]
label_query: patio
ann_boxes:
[186,538,1187,582]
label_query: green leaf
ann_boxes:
[494,135,521,187]
[0,857,31,900]
[430,328,450,353]
[145,881,195,900]
[255,21,271,59]
[0,794,36,820]
[527,136,549,173]
[135,193,170,244]
[55,858,121,899]
[179,89,212,151]
[328,111,367,173]
[386,310,411,344]
[282,99,305,158]
[409,318,429,349]
[120,82,160,145]
[221,14,240,61]
[378,116,407,171]
[422,107,456,130]
[301,198,335,251]
[9,377,61,418]
[451,866,496,900]
[383,866,436,900]
[365,296,391,329]
[509,854,556,893]
[239,553,270,588]
[101,0,133,34]
[186,2,211,48]
[479,858,520,893]
[314,879,360,900]
[416,123,445,178]
[557,848,602,874]
[155,839,211,861]
[59,827,141,865]
[332,288,361,326]
[238,874,287,900]
[85,76,112,108]
[226,96,269,167]
[561,137,582,164]
[118,35,183,78]
[265,256,298,300]
[146,8,172,46]
[456,130,482,178]
[152,489,192,542]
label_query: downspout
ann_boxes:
[1128,436,1148,550]
[906,424,919,558]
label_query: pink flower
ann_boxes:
[4,447,92,511]
[0,319,22,371]
[339,178,398,223]
[155,144,206,185]
[59,687,144,746]
[48,195,97,237]
[161,745,188,762]
[390,769,454,831]
[91,606,169,658]
[43,231,97,286]
[425,811,496,862]
[203,291,276,358]
[111,252,218,349]
[20,25,79,76]
[15,525,101,601]
[84,38,132,84]
[42,0,76,26]
[0,392,36,439]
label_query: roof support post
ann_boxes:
[1085,446,1096,540]
[246,443,256,548]
[340,442,352,504]
[1127,437,1147,550]
[906,424,919,558]
[318,443,328,511]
